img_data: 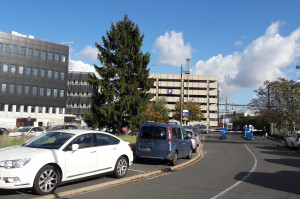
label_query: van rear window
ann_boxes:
[140,126,167,140]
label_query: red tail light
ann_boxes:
[128,144,133,151]
[296,134,300,141]
[168,125,172,154]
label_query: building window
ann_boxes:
[62,55,66,63]
[40,88,44,96]
[41,69,45,77]
[2,84,7,93]
[0,43,2,51]
[0,104,4,111]
[32,87,37,95]
[60,90,64,97]
[49,52,53,60]
[48,70,52,78]
[4,44,10,52]
[9,85,14,93]
[59,108,63,114]
[52,107,56,114]
[31,106,35,113]
[47,88,51,96]
[12,45,17,54]
[53,89,57,97]
[11,65,16,74]
[55,53,59,61]
[61,72,65,80]
[20,47,25,55]
[3,64,8,73]
[8,105,13,112]
[42,51,47,59]
[16,105,20,112]
[35,50,40,58]
[18,66,24,75]
[45,107,49,113]
[24,105,28,112]
[17,85,22,94]
[54,72,58,79]
[25,86,30,94]
[28,48,32,56]
[38,107,43,113]
[34,68,39,76]
[26,67,31,76]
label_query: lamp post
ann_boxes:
[186,58,191,102]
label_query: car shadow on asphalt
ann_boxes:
[235,171,300,195]
[265,158,300,168]
[0,188,33,196]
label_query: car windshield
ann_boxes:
[23,132,75,149]
[15,127,31,132]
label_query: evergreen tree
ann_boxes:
[84,14,154,132]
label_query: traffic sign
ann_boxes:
[183,110,189,120]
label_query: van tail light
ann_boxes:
[168,125,172,155]
[128,144,133,151]
[191,137,195,140]
[296,134,300,141]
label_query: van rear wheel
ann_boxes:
[170,152,178,166]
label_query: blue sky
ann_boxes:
[2,0,300,112]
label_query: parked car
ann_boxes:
[183,128,198,153]
[196,125,209,134]
[184,126,201,146]
[48,125,77,131]
[9,126,47,137]
[136,122,192,166]
[0,130,133,195]
[0,128,8,135]
[285,131,300,150]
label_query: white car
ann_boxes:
[9,126,47,137]
[285,131,300,150]
[0,130,133,195]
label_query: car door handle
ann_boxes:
[112,147,117,150]
[91,151,96,153]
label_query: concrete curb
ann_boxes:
[35,140,205,199]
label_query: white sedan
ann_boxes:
[285,131,300,150]
[9,126,47,137]
[0,130,133,195]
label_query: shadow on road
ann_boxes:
[235,171,300,195]
[265,158,300,168]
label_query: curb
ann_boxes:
[35,140,205,199]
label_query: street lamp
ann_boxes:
[186,58,191,102]
[180,64,190,126]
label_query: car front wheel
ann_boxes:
[170,152,178,166]
[113,156,128,178]
[33,165,60,195]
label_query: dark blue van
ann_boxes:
[136,122,192,165]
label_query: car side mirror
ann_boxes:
[72,144,79,151]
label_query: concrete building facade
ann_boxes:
[149,73,219,127]
[0,31,69,128]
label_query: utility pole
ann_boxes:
[186,58,191,102]
[180,64,183,126]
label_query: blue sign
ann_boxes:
[168,89,173,94]
[183,110,189,120]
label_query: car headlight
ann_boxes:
[0,158,31,169]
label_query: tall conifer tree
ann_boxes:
[85,14,154,132]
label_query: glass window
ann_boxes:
[24,105,28,112]
[60,90,64,97]
[11,65,16,74]
[26,67,31,76]
[38,107,43,113]
[25,86,30,94]
[55,53,59,61]
[42,51,46,59]
[54,72,58,79]
[31,106,35,113]
[52,107,56,114]
[4,44,10,52]
[32,87,37,95]
[0,43,2,51]
[27,48,32,56]
[62,55,66,63]
[73,134,95,149]
[49,52,53,60]
[20,47,25,55]
[41,69,45,77]
[96,133,114,146]
[9,85,14,93]
[47,88,51,96]
[2,84,7,93]
[35,49,39,58]
[45,107,49,113]
[0,104,4,111]
[19,66,24,74]
[17,85,22,94]
[40,88,44,96]
[48,70,52,78]
[59,108,63,114]
[53,89,57,97]
[61,72,65,80]
[140,126,167,140]
[33,68,39,76]
[3,64,8,73]
[12,45,17,54]
[16,105,20,112]
[8,105,12,112]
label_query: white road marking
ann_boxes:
[210,144,258,199]
[128,169,146,173]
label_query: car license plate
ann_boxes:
[141,147,151,151]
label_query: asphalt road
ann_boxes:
[69,133,300,199]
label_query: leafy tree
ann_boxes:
[84,14,154,132]
[142,97,170,122]
[173,100,204,123]
[250,78,300,132]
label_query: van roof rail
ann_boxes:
[166,121,178,125]
[144,121,156,123]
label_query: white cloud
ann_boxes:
[77,45,98,60]
[69,60,96,73]
[235,40,244,46]
[153,31,192,66]
[192,21,300,101]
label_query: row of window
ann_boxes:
[1,84,65,97]
[1,64,65,80]
[0,43,66,63]
[0,104,63,114]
